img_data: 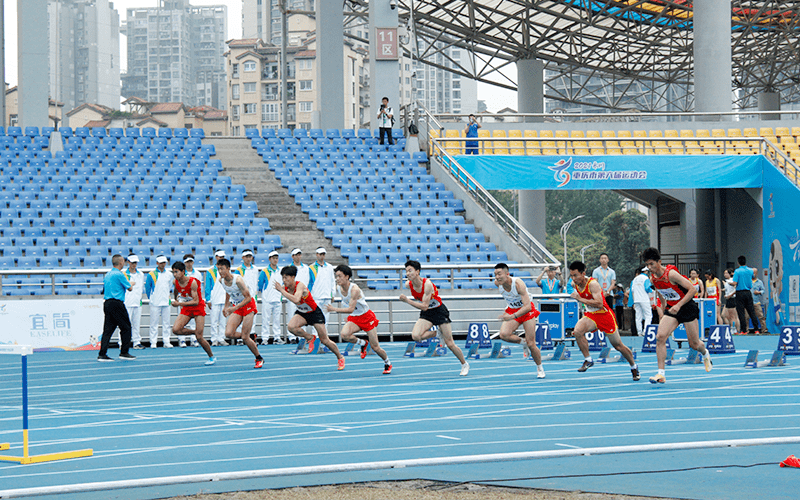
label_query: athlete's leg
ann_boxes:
[287,314,314,342]
[520,318,543,365]
[438,322,467,364]
[655,315,680,370]
[498,319,524,344]
[314,323,343,359]
[411,318,436,341]
[685,319,708,355]
[605,331,636,365]
[572,316,599,359]
[339,321,362,344]
[192,315,213,358]
[239,313,261,358]
[173,314,191,335]
[364,327,388,362]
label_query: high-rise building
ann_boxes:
[121,0,227,109]
[412,45,478,115]
[48,0,121,112]
[242,0,313,45]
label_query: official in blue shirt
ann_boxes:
[98,254,136,361]
[731,255,760,334]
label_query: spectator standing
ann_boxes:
[310,247,336,328]
[145,255,173,348]
[592,253,616,305]
[124,255,146,349]
[258,250,284,344]
[751,268,769,334]
[536,266,561,295]
[704,269,723,324]
[629,267,654,336]
[464,114,481,155]
[98,254,135,362]
[377,97,394,145]
[731,256,761,334]
[205,250,229,346]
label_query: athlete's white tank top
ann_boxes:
[339,283,369,316]
[219,276,246,305]
[499,277,526,309]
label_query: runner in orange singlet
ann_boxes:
[568,261,639,381]
[170,262,215,365]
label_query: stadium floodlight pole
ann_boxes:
[580,243,596,263]
[560,215,584,269]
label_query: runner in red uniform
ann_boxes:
[642,247,713,383]
[493,263,545,379]
[399,260,469,376]
[170,262,215,365]
[568,261,639,380]
[275,265,345,370]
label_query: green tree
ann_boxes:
[600,208,651,288]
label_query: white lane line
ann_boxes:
[555,443,581,448]
[436,435,461,441]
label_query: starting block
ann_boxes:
[488,342,512,359]
[290,337,320,355]
[744,350,787,368]
[402,342,446,358]
[541,343,570,361]
[424,343,448,357]
[341,342,373,356]
[597,347,637,363]
[404,342,418,357]
[467,343,481,359]
[666,348,702,365]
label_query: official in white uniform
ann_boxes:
[310,247,336,328]
[145,255,173,347]
[258,250,283,344]
[124,255,146,349]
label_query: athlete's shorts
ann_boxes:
[725,297,736,309]
[506,305,540,324]
[664,299,700,324]
[180,304,206,317]
[419,303,451,326]
[233,298,258,317]
[585,310,618,335]
[708,294,720,306]
[295,306,326,325]
[347,310,380,332]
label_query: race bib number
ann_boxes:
[659,288,681,302]
[177,294,191,303]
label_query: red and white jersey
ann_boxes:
[339,283,370,316]
[651,265,690,307]
[575,277,612,315]
[499,277,526,309]
[407,278,442,309]
[286,284,318,313]
[174,277,204,308]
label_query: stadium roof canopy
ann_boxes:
[347,1,800,112]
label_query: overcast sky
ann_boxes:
[4,0,515,112]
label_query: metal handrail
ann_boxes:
[429,110,800,123]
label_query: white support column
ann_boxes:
[18,0,49,129]
[517,58,544,121]
[518,190,546,250]
[316,0,344,130]
[693,0,732,114]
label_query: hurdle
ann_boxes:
[667,349,702,365]
[540,343,570,361]
[0,345,93,465]
[597,347,637,363]
[744,350,787,368]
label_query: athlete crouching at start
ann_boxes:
[217,258,264,369]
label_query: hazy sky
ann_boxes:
[5,0,516,112]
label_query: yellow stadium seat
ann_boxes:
[792,127,800,137]
[570,130,585,138]
[590,148,607,156]
[600,130,619,149]
[573,148,590,156]
[555,130,569,138]
[508,129,524,154]
[539,130,554,138]
[664,130,678,138]
[633,130,647,150]
[711,129,726,138]
[617,130,633,138]
[478,129,491,154]
[523,130,538,138]
[776,127,791,137]
[555,130,569,153]
[780,135,796,145]
[607,147,622,155]
[743,128,758,137]
[445,129,460,138]
[727,128,742,137]
[601,130,616,138]
[654,148,671,155]
[622,148,639,155]
[587,130,601,138]
[445,129,462,155]
[760,127,775,137]
[509,129,523,138]
[522,130,541,155]
[649,130,664,138]
[696,129,711,138]
[492,130,509,155]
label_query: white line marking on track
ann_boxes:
[436,435,461,441]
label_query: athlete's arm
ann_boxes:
[236,276,252,305]
[400,281,432,311]
[574,279,606,310]
[329,285,359,314]
[276,281,306,305]
[667,269,696,312]
[508,279,532,320]
[697,279,705,296]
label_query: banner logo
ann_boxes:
[547,157,647,187]
[548,159,572,187]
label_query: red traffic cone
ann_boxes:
[780,455,800,468]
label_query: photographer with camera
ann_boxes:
[464,113,481,154]
[377,96,394,145]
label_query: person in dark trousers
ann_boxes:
[731,255,761,334]
[377,96,394,145]
[98,254,136,361]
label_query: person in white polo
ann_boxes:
[257,250,283,344]
[310,247,336,328]
[145,255,173,347]
[124,254,146,349]
[284,248,309,343]
[205,250,229,346]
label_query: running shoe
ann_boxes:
[119,353,136,360]
[178,340,187,348]
[218,339,229,346]
[631,367,640,381]
[205,356,216,366]
[132,343,145,350]
[97,354,114,362]
[523,344,531,358]
[163,342,173,348]
[780,455,800,468]
[577,360,594,372]
[308,336,317,353]
[537,366,546,379]
[460,362,470,376]
[703,353,713,372]
[383,363,392,374]
[254,358,264,369]
[191,340,200,347]
[649,373,666,384]
[274,337,286,345]
[337,357,345,371]
[360,342,368,359]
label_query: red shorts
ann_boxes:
[585,310,618,335]
[180,304,206,317]
[506,305,540,324]
[233,298,258,317]
[347,310,380,332]
[708,294,720,306]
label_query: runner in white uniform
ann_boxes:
[326,265,392,374]
[218,258,264,369]
[494,263,545,379]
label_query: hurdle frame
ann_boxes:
[0,345,93,465]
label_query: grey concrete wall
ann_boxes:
[317,0,344,130]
